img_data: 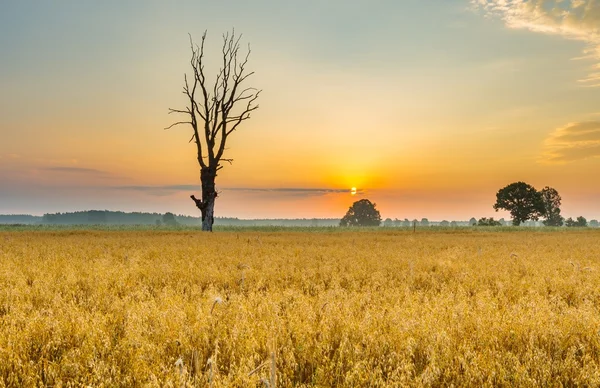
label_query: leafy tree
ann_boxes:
[493,182,544,226]
[590,219,599,228]
[577,216,588,227]
[469,217,477,226]
[402,219,411,227]
[450,221,458,227]
[540,186,564,226]
[162,212,178,226]
[420,218,430,227]
[439,220,450,227]
[383,218,393,227]
[167,31,260,231]
[340,199,381,227]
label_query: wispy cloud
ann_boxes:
[472,0,600,86]
[541,120,600,163]
[115,185,363,197]
[43,166,110,175]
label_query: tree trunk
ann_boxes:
[200,166,217,231]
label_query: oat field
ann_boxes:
[1,229,600,387]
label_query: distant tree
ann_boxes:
[493,182,544,226]
[565,216,587,227]
[393,218,402,227]
[163,212,178,226]
[450,221,458,227]
[339,199,381,227]
[439,220,450,227]
[383,218,393,227]
[477,217,501,226]
[498,218,506,226]
[590,219,599,228]
[155,219,162,226]
[540,186,564,226]
[420,218,430,227]
[402,219,411,227]
[469,217,477,226]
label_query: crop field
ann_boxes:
[1,229,600,386]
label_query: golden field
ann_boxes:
[1,229,600,387]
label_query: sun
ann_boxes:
[351,187,357,195]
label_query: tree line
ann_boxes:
[340,183,598,227]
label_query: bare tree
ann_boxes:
[167,31,260,231]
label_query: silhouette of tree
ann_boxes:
[469,217,477,226]
[167,31,260,231]
[566,216,587,227]
[383,218,393,227]
[493,182,544,226]
[540,186,564,226]
[340,199,381,227]
[420,218,429,227]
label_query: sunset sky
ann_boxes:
[1,0,600,220]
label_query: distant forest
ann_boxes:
[0,211,597,227]
[0,211,340,227]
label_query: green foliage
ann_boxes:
[565,216,587,227]
[340,199,381,227]
[477,217,502,226]
[493,182,545,226]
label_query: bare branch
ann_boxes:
[164,121,192,130]
[168,108,190,115]
[225,90,261,136]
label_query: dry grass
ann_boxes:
[1,229,600,386]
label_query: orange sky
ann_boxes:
[1,1,600,220]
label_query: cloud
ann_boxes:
[472,0,600,86]
[115,185,364,197]
[541,120,600,162]
[43,166,110,175]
